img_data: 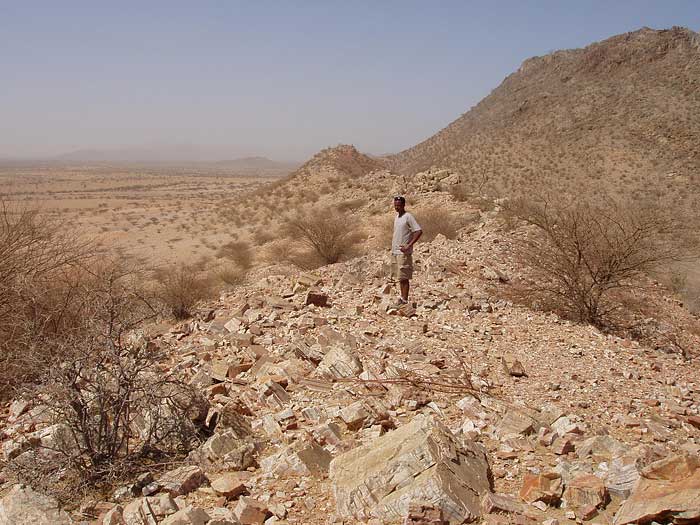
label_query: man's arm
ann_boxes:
[400,229,422,253]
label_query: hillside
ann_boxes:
[389,27,700,206]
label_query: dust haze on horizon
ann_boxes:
[2,2,698,163]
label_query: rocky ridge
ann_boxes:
[2,199,699,524]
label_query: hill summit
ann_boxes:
[290,144,384,182]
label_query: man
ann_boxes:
[391,196,422,306]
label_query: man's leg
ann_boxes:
[400,279,409,302]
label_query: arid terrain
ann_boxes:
[0,162,293,268]
[1,26,700,525]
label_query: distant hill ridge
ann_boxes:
[387,26,700,204]
[54,147,296,169]
[288,144,384,182]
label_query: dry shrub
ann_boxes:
[216,240,253,269]
[449,184,495,212]
[0,201,94,400]
[336,198,366,213]
[448,183,471,202]
[154,263,215,319]
[416,207,476,242]
[260,239,291,265]
[216,263,247,286]
[9,263,203,505]
[506,193,699,329]
[282,207,364,266]
[252,227,275,246]
[285,247,329,271]
[0,209,206,503]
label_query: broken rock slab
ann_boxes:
[121,495,180,524]
[211,472,249,499]
[234,497,270,524]
[614,453,700,525]
[329,414,492,525]
[305,291,328,307]
[199,430,256,470]
[157,465,208,497]
[314,346,363,379]
[519,472,563,506]
[598,456,640,499]
[160,506,210,525]
[259,439,332,477]
[0,484,73,525]
[481,492,525,515]
[403,501,446,524]
[562,474,609,517]
[495,409,537,438]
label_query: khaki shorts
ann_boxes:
[391,253,413,281]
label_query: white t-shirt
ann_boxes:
[392,212,422,255]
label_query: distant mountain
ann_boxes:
[53,146,297,168]
[388,26,700,205]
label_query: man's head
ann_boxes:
[393,195,406,213]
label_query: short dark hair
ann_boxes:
[393,195,405,204]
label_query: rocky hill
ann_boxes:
[287,144,385,184]
[389,27,700,206]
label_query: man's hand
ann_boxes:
[400,244,409,253]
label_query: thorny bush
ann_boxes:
[0,200,93,400]
[154,263,215,320]
[282,207,363,267]
[507,193,698,329]
[10,261,205,505]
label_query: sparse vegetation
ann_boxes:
[216,263,248,286]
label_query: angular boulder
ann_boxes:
[519,472,563,505]
[329,415,492,524]
[314,346,363,379]
[200,430,256,470]
[614,454,700,525]
[160,506,210,525]
[562,474,609,516]
[234,497,269,524]
[260,439,332,477]
[157,465,207,497]
[211,472,248,499]
[495,410,537,438]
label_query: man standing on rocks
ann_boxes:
[391,196,422,306]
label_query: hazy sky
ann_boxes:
[2,1,698,161]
